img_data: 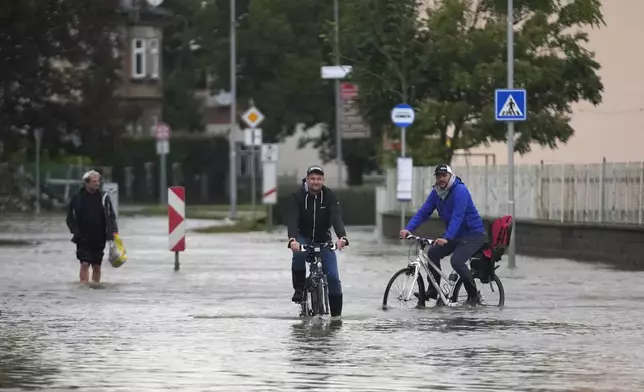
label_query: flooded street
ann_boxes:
[1,213,644,391]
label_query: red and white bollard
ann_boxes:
[168,186,186,271]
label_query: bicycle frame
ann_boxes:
[298,242,337,316]
[403,236,461,307]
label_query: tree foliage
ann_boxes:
[159,0,223,132]
[0,0,122,162]
[209,0,334,144]
[338,0,427,171]
[342,0,605,165]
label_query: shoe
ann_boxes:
[465,291,481,306]
[329,294,343,317]
[413,289,438,301]
[292,290,303,303]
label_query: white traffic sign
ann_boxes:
[155,122,170,140]
[244,128,263,146]
[262,161,277,204]
[241,106,265,128]
[320,65,353,79]
[156,140,169,155]
[391,104,415,128]
[396,157,413,201]
[261,144,278,162]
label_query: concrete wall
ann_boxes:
[381,212,644,271]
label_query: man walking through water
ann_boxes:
[66,170,118,283]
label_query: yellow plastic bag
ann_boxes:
[108,233,128,268]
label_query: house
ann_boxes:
[116,0,172,137]
[442,0,644,167]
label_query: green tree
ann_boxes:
[343,0,605,165]
[338,0,430,172]
[210,0,334,145]
[0,0,122,162]
[159,0,222,132]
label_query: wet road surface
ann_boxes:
[1,213,644,391]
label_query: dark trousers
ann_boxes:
[426,234,485,298]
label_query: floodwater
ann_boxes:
[1,213,644,391]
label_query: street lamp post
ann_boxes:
[228,0,238,219]
[333,0,342,187]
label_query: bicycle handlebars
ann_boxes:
[298,241,338,252]
[400,234,434,246]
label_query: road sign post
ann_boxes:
[321,64,353,187]
[495,3,528,269]
[261,143,278,231]
[155,121,171,205]
[34,129,43,214]
[242,105,265,218]
[168,186,185,271]
[391,104,415,230]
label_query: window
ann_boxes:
[149,38,159,79]
[131,38,146,79]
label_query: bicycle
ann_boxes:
[382,234,506,309]
[295,241,338,317]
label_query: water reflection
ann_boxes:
[1,214,644,391]
[0,320,60,389]
[288,318,344,361]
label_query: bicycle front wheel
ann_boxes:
[382,267,425,310]
[312,282,326,316]
[451,274,505,307]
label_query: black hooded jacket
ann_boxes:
[66,187,118,244]
[287,179,348,244]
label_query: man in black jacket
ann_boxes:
[287,166,349,317]
[66,170,118,283]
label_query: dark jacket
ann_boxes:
[287,179,348,244]
[66,187,118,243]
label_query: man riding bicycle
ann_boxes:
[399,164,485,306]
[287,165,349,317]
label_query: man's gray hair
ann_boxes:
[82,169,101,181]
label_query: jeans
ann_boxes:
[291,236,342,296]
[426,234,485,298]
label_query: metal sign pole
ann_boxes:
[507,0,516,269]
[400,125,406,229]
[34,129,42,214]
[250,128,256,219]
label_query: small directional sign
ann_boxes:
[495,89,527,121]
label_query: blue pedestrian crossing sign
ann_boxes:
[495,89,527,121]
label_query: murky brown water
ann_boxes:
[1,213,644,391]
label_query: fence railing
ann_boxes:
[384,160,644,225]
[21,162,298,205]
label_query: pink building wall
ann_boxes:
[451,0,644,166]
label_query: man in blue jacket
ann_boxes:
[399,164,486,305]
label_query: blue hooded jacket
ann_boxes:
[405,176,485,240]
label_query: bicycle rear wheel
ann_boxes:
[382,267,426,310]
[451,274,505,307]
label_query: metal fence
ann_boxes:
[384,160,644,225]
[22,162,298,205]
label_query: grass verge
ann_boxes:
[120,204,256,220]
[192,216,268,234]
